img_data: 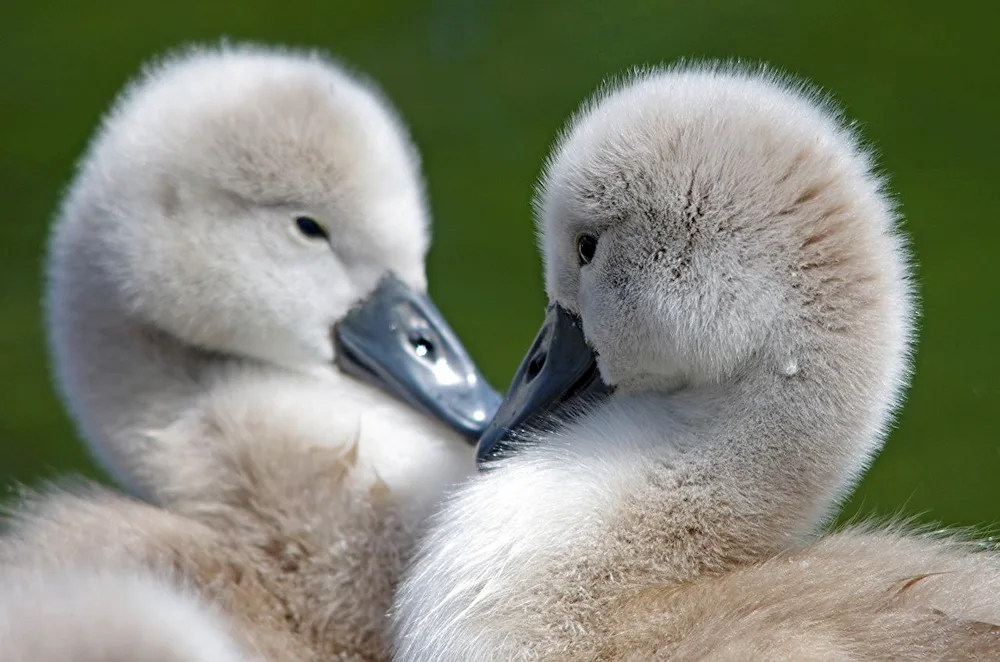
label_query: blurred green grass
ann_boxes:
[1,0,997,527]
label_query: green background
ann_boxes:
[2,0,997,529]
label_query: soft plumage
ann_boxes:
[1,42,493,661]
[391,63,1000,661]
[0,561,255,662]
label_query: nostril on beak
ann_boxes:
[408,332,436,360]
[526,353,547,381]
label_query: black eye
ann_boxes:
[295,216,329,241]
[576,233,598,265]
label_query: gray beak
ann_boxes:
[477,304,613,465]
[334,273,501,443]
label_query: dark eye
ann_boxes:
[576,233,598,265]
[295,216,329,241]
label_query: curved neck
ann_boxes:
[48,289,210,500]
[47,272,474,515]
[47,271,477,661]
[526,350,892,574]
[392,346,894,660]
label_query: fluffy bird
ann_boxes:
[1,42,497,662]
[391,64,1000,661]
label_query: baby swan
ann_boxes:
[392,65,1000,660]
[2,43,497,661]
[45,43,497,510]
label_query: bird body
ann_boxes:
[2,42,496,662]
[391,64,1000,661]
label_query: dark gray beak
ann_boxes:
[334,273,501,442]
[477,304,613,465]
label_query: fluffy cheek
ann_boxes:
[131,231,355,368]
[213,254,356,367]
[650,269,783,386]
[543,248,581,307]
[580,267,768,391]
[579,270,661,389]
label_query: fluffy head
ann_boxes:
[48,43,429,372]
[537,62,914,403]
[392,64,918,661]
[43,42,458,499]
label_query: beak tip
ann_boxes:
[441,383,503,445]
[335,272,505,447]
[475,426,512,464]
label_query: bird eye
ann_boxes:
[576,233,598,265]
[295,216,329,241]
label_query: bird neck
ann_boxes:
[48,285,475,517]
[392,347,897,660]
